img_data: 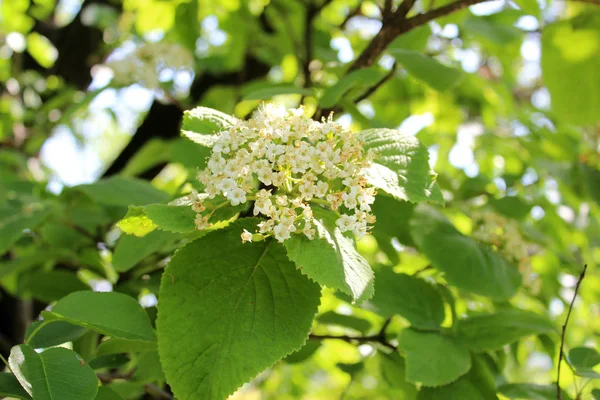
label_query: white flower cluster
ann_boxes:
[106,42,193,89]
[191,103,378,243]
[471,210,529,271]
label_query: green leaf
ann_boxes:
[499,383,572,400]
[487,197,532,220]
[95,387,124,400]
[542,14,600,125]
[0,372,32,399]
[26,320,87,348]
[26,32,58,68]
[120,139,170,177]
[144,204,197,233]
[88,354,130,370]
[9,345,98,400]
[41,291,156,342]
[316,311,372,334]
[417,354,498,400]
[371,194,415,246]
[20,270,89,303]
[418,376,493,400]
[389,49,464,91]
[379,353,418,399]
[74,177,169,207]
[592,388,600,400]
[389,25,432,51]
[174,0,199,52]
[0,205,51,255]
[112,230,179,272]
[320,67,384,108]
[284,207,374,301]
[410,206,522,300]
[95,338,157,357]
[170,138,211,169]
[132,352,164,383]
[242,83,314,100]
[182,106,236,134]
[116,206,157,237]
[463,17,522,45]
[456,309,555,352]
[157,219,321,400]
[337,362,364,375]
[369,269,445,330]
[568,347,600,370]
[284,341,321,364]
[356,129,443,204]
[398,329,471,387]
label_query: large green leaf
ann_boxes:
[568,347,600,370]
[112,230,179,272]
[379,353,418,399]
[320,67,384,108]
[371,194,415,246]
[456,309,555,352]
[157,219,321,400]
[398,329,471,387]
[181,106,236,137]
[567,346,600,378]
[95,338,157,357]
[542,13,600,125]
[0,205,51,255]
[20,270,89,302]
[417,354,498,400]
[0,372,32,399]
[356,129,443,204]
[499,383,572,400]
[74,177,169,207]
[95,387,124,400]
[41,291,156,342]
[143,204,197,233]
[410,206,522,299]
[369,269,445,330]
[389,49,464,91]
[116,206,158,237]
[26,320,87,348]
[9,345,98,400]
[284,207,374,302]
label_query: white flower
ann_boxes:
[228,188,247,206]
[336,215,357,232]
[241,229,253,243]
[190,103,377,242]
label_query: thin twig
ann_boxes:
[144,383,174,399]
[379,317,393,337]
[557,264,588,400]
[340,3,363,30]
[354,62,397,103]
[309,333,397,350]
[300,0,333,104]
[310,318,397,351]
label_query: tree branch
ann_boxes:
[354,62,397,103]
[310,319,397,351]
[557,264,588,400]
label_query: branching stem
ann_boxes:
[557,264,588,400]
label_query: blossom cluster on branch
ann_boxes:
[105,42,193,89]
[471,210,530,270]
[191,103,378,243]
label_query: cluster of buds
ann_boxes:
[191,103,378,243]
[471,210,530,272]
[105,42,193,89]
